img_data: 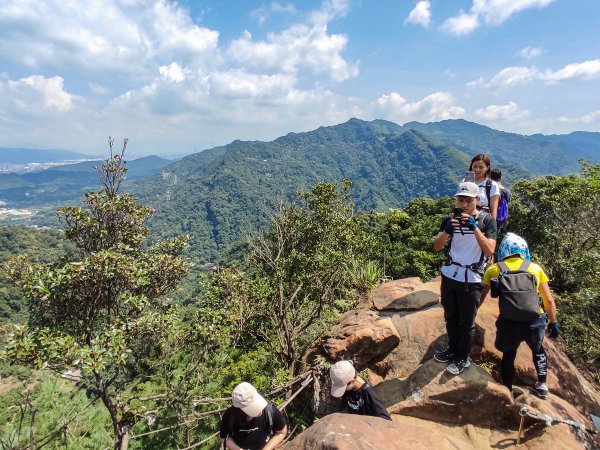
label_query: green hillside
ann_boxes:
[398,118,593,175]
[135,119,474,263]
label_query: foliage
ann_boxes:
[558,288,600,383]
[1,139,195,449]
[0,226,76,324]
[508,161,599,293]
[357,196,455,281]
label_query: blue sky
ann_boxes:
[1,0,599,156]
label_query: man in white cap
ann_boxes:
[329,360,391,420]
[433,181,497,375]
[220,382,287,450]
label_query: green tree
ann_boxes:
[2,139,193,449]
[248,179,371,375]
[508,161,599,293]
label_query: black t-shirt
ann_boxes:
[220,404,286,450]
[342,383,391,420]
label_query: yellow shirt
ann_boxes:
[483,256,549,294]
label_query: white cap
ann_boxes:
[454,182,479,198]
[232,382,268,418]
[329,361,356,398]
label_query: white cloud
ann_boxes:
[251,2,298,25]
[1,75,77,113]
[517,46,543,60]
[475,101,528,120]
[557,110,600,125]
[374,91,465,122]
[443,0,555,35]
[159,63,186,83]
[540,60,600,82]
[0,0,219,76]
[468,59,600,89]
[442,11,479,36]
[486,66,539,89]
[227,23,358,82]
[405,1,431,27]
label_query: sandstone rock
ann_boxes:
[474,299,600,417]
[379,358,515,428]
[282,413,477,450]
[371,277,440,311]
[321,309,400,366]
[375,305,447,378]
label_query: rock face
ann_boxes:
[320,309,400,367]
[371,277,440,311]
[292,277,599,450]
[282,413,478,450]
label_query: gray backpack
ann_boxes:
[494,260,541,322]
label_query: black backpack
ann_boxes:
[493,260,540,322]
[223,403,275,449]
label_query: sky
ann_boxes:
[1,0,599,157]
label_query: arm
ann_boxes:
[539,282,557,323]
[479,284,490,308]
[433,216,458,252]
[489,194,499,219]
[263,426,288,450]
[222,437,243,450]
[473,226,496,257]
[433,231,449,252]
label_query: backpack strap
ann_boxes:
[497,260,510,273]
[485,179,492,205]
[518,260,531,272]
[266,403,274,436]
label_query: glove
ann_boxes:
[547,322,559,339]
[465,216,477,231]
[444,218,455,235]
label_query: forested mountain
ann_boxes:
[396,119,598,175]
[134,119,474,262]
[530,130,600,162]
[0,155,170,206]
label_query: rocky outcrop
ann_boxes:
[282,413,479,450]
[292,277,599,449]
[320,309,400,367]
[371,277,440,311]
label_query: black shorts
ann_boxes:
[495,315,546,353]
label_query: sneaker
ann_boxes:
[434,349,455,363]
[446,357,472,375]
[533,382,549,399]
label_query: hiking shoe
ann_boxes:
[446,357,471,375]
[433,349,455,363]
[533,382,549,399]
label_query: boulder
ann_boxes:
[321,309,400,366]
[281,413,477,450]
[371,277,440,311]
[374,305,447,378]
[474,299,600,416]
[378,358,515,428]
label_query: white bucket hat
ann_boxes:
[232,382,268,417]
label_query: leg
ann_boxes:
[455,282,482,360]
[440,275,460,355]
[526,317,548,383]
[500,350,518,391]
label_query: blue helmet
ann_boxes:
[498,232,531,261]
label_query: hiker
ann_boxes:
[490,168,511,230]
[479,233,559,399]
[433,181,498,374]
[469,154,500,219]
[329,360,391,420]
[220,382,287,450]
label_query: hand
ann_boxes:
[465,216,477,231]
[444,218,456,235]
[547,322,559,339]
